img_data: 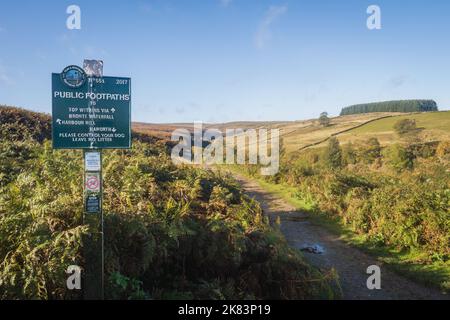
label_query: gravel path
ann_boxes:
[234,173,449,300]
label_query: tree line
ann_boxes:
[340,100,438,116]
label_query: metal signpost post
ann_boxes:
[52,61,131,300]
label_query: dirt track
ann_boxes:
[233,173,449,300]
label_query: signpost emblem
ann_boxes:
[61,65,86,88]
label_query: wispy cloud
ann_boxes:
[220,0,232,7]
[255,5,287,49]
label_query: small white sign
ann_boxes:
[85,152,101,171]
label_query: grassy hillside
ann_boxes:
[280,111,450,152]
[136,112,405,154]
[335,111,450,147]
[0,105,51,142]
[138,111,450,155]
[0,105,338,300]
[279,113,398,153]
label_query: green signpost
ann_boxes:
[52,63,131,300]
[52,74,131,149]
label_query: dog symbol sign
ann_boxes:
[85,174,100,192]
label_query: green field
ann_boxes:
[336,111,450,146]
[350,111,450,134]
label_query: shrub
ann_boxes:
[357,138,381,164]
[394,119,417,136]
[319,112,331,127]
[436,141,450,160]
[384,144,415,172]
[343,142,357,165]
[324,137,342,169]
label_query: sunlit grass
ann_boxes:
[350,111,450,134]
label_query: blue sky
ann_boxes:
[0,0,449,123]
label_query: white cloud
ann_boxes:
[255,5,287,49]
[220,0,232,7]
